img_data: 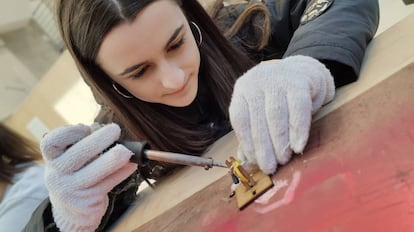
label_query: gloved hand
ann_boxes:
[40,123,137,232]
[229,55,335,174]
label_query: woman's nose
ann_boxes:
[158,61,185,89]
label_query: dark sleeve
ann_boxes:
[23,172,141,232]
[275,0,380,87]
[22,198,58,232]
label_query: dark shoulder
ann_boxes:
[211,2,249,32]
[210,0,308,62]
[211,2,271,62]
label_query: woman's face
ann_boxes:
[97,0,200,107]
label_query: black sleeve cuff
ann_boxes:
[320,59,358,88]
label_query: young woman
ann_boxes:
[25,0,379,231]
[0,124,48,231]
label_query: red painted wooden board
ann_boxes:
[134,63,414,232]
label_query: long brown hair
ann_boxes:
[56,0,255,155]
[0,124,40,184]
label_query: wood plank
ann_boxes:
[122,50,414,232]
[112,11,414,232]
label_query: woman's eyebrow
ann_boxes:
[118,24,184,77]
[118,62,145,76]
[165,24,184,48]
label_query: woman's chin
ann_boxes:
[169,94,197,107]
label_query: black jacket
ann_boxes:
[23,0,379,231]
[214,0,379,87]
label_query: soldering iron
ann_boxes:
[120,141,227,170]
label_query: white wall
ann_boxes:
[0,0,35,34]
[377,0,414,35]
[0,40,37,121]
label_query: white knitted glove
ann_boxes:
[40,123,137,232]
[229,55,335,174]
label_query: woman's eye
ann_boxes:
[131,66,148,79]
[168,38,185,51]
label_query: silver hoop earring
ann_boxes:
[190,21,202,46]
[112,83,133,99]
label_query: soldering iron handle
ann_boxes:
[120,140,150,165]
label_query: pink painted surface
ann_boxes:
[136,65,414,231]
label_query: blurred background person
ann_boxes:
[0,123,48,231]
